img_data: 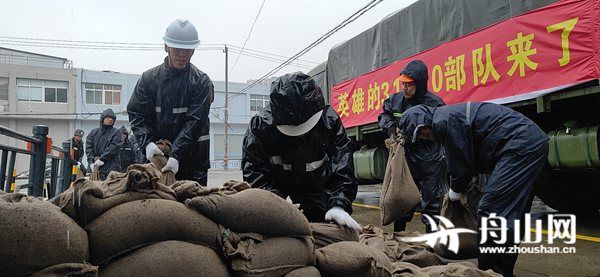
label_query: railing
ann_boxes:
[0,125,72,197]
[211,159,241,170]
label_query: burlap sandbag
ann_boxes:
[284,266,321,277]
[86,199,220,265]
[0,195,89,277]
[433,179,480,260]
[391,261,501,277]
[359,225,443,267]
[316,241,393,277]
[149,139,177,186]
[221,230,316,277]
[380,137,421,226]
[310,222,359,249]
[170,179,249,201]
[90,164,101,181]
[31,263,98,277]
[186,188,311,237]
[99,240,231,277]
[52,163,176,225]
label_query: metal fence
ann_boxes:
[0,125,72,197]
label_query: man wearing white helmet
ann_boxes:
[242,72,361,231]
[128,19,214,185]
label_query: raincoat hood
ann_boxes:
[400,60,429,98]
[270,72,325,127]
[100,108,117,127]
[397,105,435,144]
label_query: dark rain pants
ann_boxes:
[477,143,549,276]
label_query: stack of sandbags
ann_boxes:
[186,188,316,276]
[360,225,443,267]
[0,193,95,276]
[380,137,421,226]
[52,163,176,225]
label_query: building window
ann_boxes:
[17,78,68,103]
[250,94,269,112]
[0,77,8,101]
[84,83,122,105]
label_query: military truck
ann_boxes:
[308,0,600,215]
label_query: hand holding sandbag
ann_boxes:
[145,142,164,161]
[448,189,462,201]
[161,157,179,174]
[325,206,362,232]
[94,159,104,167]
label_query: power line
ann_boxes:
[229,0,384,100]
[229,48,313,69]
[229,0,267,74]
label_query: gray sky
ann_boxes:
[1,0,417,84]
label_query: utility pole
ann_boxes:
[223,45,229,170]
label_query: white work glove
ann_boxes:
[325,206,362,232]
[77,161,82,167]
[448,189,462,201]
[161,157,179,175]
[94,159,105,167]
[145,142,164,161]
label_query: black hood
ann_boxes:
[397,105,435,144]
[270,72,325,126]
[400,60,428,98]
[119,126,128,135]
[100,108,117,126]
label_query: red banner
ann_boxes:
[331,0,600,128]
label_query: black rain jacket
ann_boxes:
[398,102,548,193]
[85,108,121,180]
[242,73,357,216]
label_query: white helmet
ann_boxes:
[163,19,201,49]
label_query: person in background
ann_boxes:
[117,126,137,172]
[85,108,121,180]
[70,129,86,181]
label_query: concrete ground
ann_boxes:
[208,169,600,277]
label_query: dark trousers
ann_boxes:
[175,140,210,186]
[477,144,549,276]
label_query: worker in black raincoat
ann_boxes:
[398,102,549,277]
[128,19,213,185]
[70,129,86,181]
[242,72,361,231]
[85,108,122,180]
[378,60,447,233]
[117,126,137,172]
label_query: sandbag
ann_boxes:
[90,164,101,181]
[170,179,248,202]
[433,191,479,259]
[284,266,321,277]
[150,139,177,186]
[86,199,220,265]
[310,222,359,249]
[0,195,89,277]
[186,188,311,237]
[316,241,392,277]
[52,163,176,225]
[380,138,421,226]
[391,261,501,277]
[222,230,316,277]
[99,240,230,277]
[360,225,443,267]
[31,263,98,277]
